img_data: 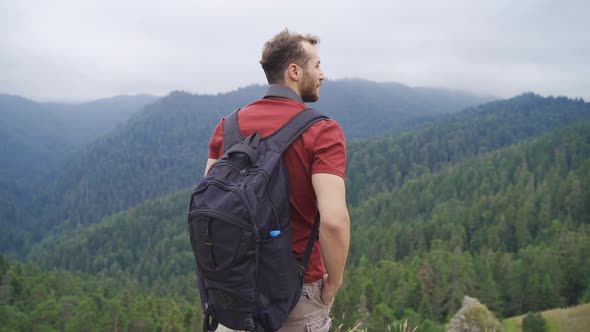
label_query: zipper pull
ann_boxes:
[240,169,247,176]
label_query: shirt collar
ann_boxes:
[263,85,304,104]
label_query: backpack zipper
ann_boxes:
[189,208,253,231]
[210,160,249,176]
[209,178,252,213]
[203,164,276,240]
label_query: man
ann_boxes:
[205,29,350,331]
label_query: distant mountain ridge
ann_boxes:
[30,79,492,230]
[346,93,590,205]
[315,79,496,137]
[0,93,160,184]
[0,93,159,257]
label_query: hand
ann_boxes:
[320,274,339,306]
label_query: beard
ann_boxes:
[299,73,320,103]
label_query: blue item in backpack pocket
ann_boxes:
[269,230,281,237]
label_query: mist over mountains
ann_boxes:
[0,93,159,184]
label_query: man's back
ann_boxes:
[207,86,346,284]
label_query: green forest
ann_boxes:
[1,80,489,259]
[1,85,589,331]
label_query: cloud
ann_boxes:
[0,0,588,101]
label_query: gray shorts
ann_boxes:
[215,279,332,332]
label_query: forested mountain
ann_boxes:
[316,79,495,138]
[337,121,590,329]
[26,114,590,330]
[346,93,590,205]
[29,190,192,282]
[0,94,159,258]
[349,120,590,261]
[23,80,490,235]
[0,93,159,185]
[4,84,589,331]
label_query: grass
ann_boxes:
[503,303,590,332]
[333,319,417,332]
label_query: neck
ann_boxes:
[282,81,301,98]
[265,84,305,104]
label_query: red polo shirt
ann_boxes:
[207,88,346,283]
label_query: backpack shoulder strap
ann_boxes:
[266,108,329,154]
[265,108,328,273]
[299,212,320,272]
[222,108,243,153]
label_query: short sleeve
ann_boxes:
[311,120,346,179]
[208,119,224,159]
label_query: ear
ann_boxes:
[286,63,300,81]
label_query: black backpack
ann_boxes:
[187,108,328,331]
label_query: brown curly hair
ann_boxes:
[259,29,320,84]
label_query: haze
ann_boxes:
[1,0,588,102]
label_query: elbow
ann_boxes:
[320,210,350,234]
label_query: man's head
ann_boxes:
[260,29,324,102]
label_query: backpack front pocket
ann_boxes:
[188,209,256,274]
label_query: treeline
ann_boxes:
[346,93,590,205]
[0,255,203,332]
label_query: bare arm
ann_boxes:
[312,173,350,305]
[204,158,217,176]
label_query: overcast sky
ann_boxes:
[1,0,588,102]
